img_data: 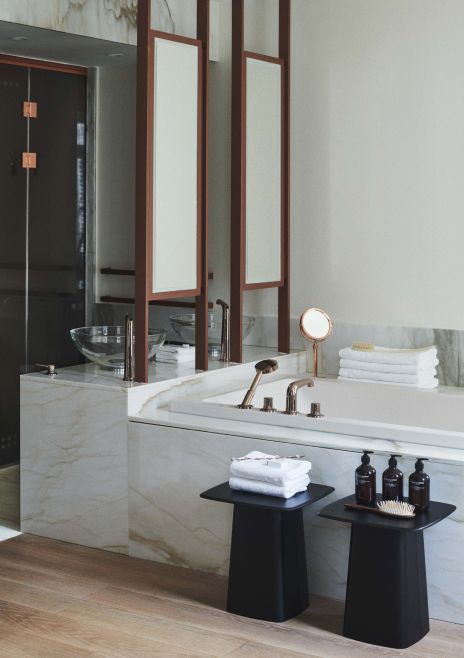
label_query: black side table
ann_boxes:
[318,494,456,649]
[200,482,334,622]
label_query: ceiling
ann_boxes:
[0,20,136,68]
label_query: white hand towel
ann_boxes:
[230,450,311,486]
[229,474,310,499]
[155,345,195,363]
[339,367,437,386]
[339,345,437,367]
[338,375,438,389]
[339,357,439,375]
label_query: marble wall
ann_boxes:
[0,0,195,44]
[243,314,463,387]
[128,420,464,625]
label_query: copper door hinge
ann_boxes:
[22,152,37,169]
[23,101,38,118]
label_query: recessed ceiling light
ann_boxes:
[11,36,29,41]
[107,52,124,58]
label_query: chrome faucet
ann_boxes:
[123,315,134,382]
[238,359,279,409]
[285,378,315,415]
[216,299,230,362]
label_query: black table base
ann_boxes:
[200,482,335,623]
[344,525,429,649]
[318,494,456,649]
[227,506,308,622]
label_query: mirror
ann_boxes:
[245,54,282,286]
[300,308,333,377]
[151,34,201,295]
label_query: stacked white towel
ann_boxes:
[155,344,195,364]
[229,450,311,499]
[338,345,439,388]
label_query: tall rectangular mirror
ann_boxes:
[244,53,283,287]
[150,33,202,297]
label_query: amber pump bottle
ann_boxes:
[355,450,376,505]
[409,458,430,511]
[382,454,404,501]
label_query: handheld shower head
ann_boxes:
[254,359,279,375]
[238,359,279,409]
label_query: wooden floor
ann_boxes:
[0,535,461,657]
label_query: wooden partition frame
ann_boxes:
[230,0,291,363]
[135,0,209,381]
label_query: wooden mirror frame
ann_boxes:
[135,0,210,382]
[230,0,291,363]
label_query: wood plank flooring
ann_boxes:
[0,534,461,657]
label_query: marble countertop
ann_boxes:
[20,346,291,392]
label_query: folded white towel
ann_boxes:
[338,375,438,389]
[339,345,437,367]
[339,357,439,375]
[229,474,310,499]
[339,367,437,387]
[230,450,311,486]
[155,345,195,363]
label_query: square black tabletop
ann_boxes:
[200,482,335,511]
[318,494,456,533]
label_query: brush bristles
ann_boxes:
[377,500,416,517]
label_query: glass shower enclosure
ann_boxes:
[0,59,87,466]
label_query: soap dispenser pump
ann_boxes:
[409,458,430,512]
[382,454,404,501]
[355,450,376,506]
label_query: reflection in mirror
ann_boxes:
[300,308,333,377]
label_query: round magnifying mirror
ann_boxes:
[299,308,333,377]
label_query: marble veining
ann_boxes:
[128,421,464,624]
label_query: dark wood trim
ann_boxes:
[0,54,87,76]
[195,0,210,371]
[101,268,136,276]
[101,296,213,309]
[134,0,151,382]
[242,280,283,292]
[278,0,291,353]
[101,268,213,279]
[243,51,284,66]
[148,288,201,301]
[230,0,245,363]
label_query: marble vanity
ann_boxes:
[20,350,464,626]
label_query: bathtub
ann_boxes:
[169,376,464,450]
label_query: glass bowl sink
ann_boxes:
[70,326,166,371]
[169,312,255,358]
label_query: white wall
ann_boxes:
[291,0,464,330]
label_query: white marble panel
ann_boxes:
[128,421,464,624]
[20,379,129,554]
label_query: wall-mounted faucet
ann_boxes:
[237,359,279,409]
[216,299,230,362]
[285,378,315,415]
[123,315,135,382]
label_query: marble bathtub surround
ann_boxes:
[127,422,464,625]
[239,312,463,386]
[20,349,302,554]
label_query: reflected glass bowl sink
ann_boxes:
[70,326,167,371]
[169,312,255,358]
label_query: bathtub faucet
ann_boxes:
[285,378,315,415]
